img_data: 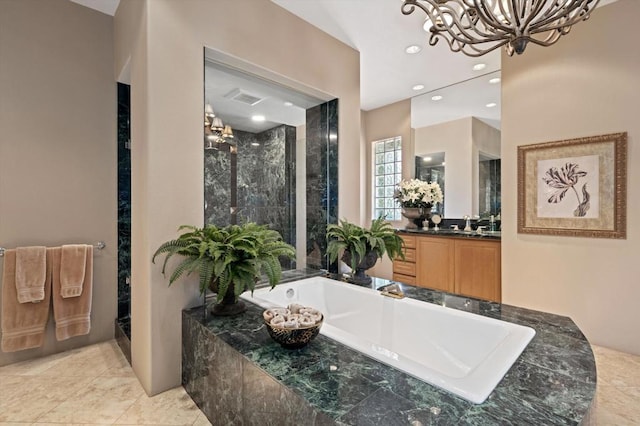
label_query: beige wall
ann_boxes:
[415,117,474,218]
[363,100,412,279]
[502,0,640,355]
[115,0,361,395]
[472,118,501,215]
[0,0,117,365]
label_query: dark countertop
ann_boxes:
[183,276,595,425]
[398,228,502,240]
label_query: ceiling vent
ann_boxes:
[224,88,264,106]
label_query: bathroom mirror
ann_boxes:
[411,71,501,218]
[415,152,445,215]
[203,49,339,272]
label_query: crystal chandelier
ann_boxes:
[401,0,600,57]
[204,104,234,150]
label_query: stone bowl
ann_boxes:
[264,315,323,349]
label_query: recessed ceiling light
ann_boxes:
[473,63,487,71]
[422,156,432,162]
[412,84,425,91]
[251,115,266,122]
[489,77,501,84]
[251,142,260,146]
[486,102,497,108]
[442,162,446,166]
[405,45,422,54]
[431,95,443,101]
[283,101,293,107]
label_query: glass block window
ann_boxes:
[373,136,402,221]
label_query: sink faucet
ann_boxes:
[463,215,472,231]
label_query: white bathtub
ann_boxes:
[241,276,535,404]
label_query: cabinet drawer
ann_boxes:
[402,248,416,262]
[393,273,416,285]
[393,260,416,276]
[399,234,416,249]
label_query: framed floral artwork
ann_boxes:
[517,132,627,238]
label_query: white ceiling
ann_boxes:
[204,61,324,133]
[71,0,619,131]
[272,0,501,113]
[412,70,501,130]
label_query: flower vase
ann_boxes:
[401,207,430,230]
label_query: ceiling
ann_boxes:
[71,0,619,131]
[204,60,324,133]
[272,0,501,113]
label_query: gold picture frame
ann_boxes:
[517,132,627,239]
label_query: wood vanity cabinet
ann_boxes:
[415,237,454,293]
[393,234,501,302]
[453,239,501,302]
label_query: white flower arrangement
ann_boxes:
[393,179,443,209]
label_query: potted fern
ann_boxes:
[327,217,404,285]
[152,223,296,316]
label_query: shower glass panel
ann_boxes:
[203,57,337,274]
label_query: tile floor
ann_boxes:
[1,340,639,425]
[0,340,210,425]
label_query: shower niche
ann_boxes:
[203,56,338,273]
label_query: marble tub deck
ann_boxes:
[183,278,597,425]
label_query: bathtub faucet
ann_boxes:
[380,283,405,299]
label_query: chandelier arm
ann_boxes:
[473,1,514,34]
[530,0,597,31]
[435,30,511,57]
[528,3,598,35]
[404,1,507,46]
[522,31,566,48]
[509,0,521,28]
[519,0,549,32]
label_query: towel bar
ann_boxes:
[0,241,106,258]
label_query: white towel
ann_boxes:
[15,246,47,303]
[60,244,88,298]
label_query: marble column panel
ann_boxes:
[117,82,131,325]
[306,100,338,271]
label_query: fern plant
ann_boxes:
[152,223,296,303]
[326,217,405,272]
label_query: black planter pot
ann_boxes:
[209,281,247,316]
[341,250,379,285]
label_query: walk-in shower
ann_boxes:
[203,57,338,272]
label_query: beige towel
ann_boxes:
[1,249,52,352]
[60,244,88,298]
[51,246,93,341]
[15,246,47,303]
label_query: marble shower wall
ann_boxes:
[479,159,501,216]
[306,100,338,271]
[204,146,232,227]
[117,82,131,325]
[204,125,296,265]
[236,126,296,248]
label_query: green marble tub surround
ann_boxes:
[183,277,596,425]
